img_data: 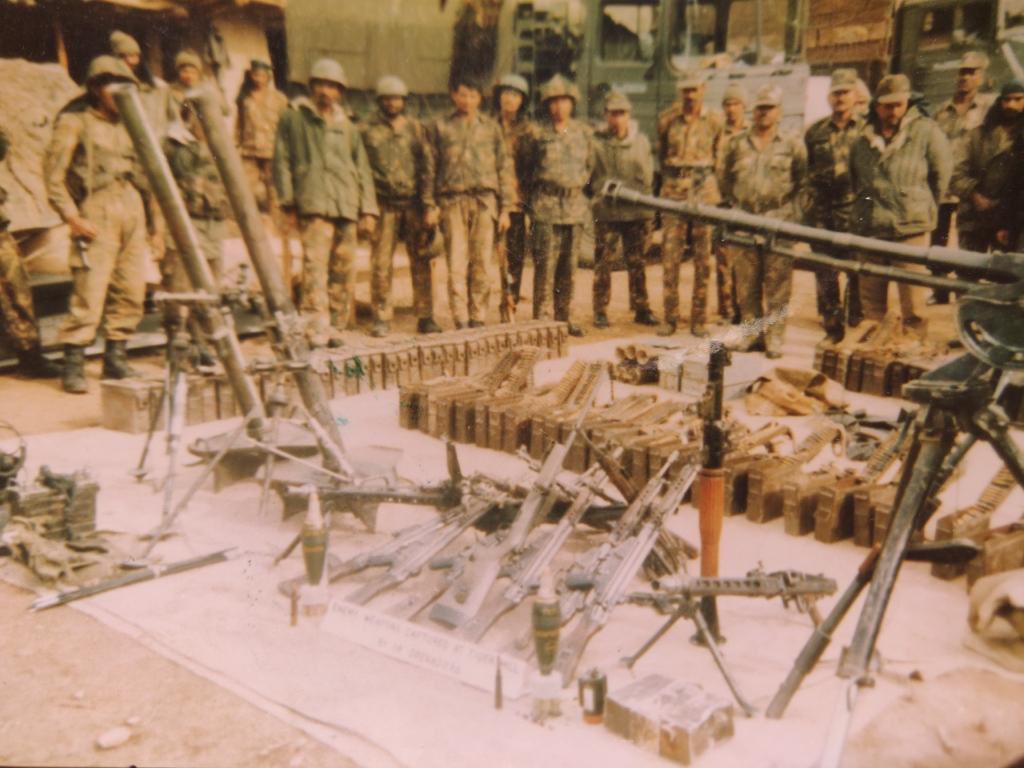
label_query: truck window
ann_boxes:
[961,1,994,42]
[600,0,658,61]
[919,6,956,50]
[670,0,719,58]
[1002,0,1024,31]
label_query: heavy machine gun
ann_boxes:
[601,182,1024,767]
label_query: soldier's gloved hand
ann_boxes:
[423,207,440,229]
[358,214,377,238]
[68,215,99,241]
[498,211,511,234]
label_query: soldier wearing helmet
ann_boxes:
[714,83,749,325]
[519,74,593,336]
[236,59,292,288]
[361,75,441,337]
[656,69,725,339]
[44,55,149,393]
[273,58,379,347]
[427,76,516,328]
[493,73,534,321]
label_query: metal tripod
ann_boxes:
[763,353,1024,766]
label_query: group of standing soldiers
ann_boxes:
[2,39,1022,393]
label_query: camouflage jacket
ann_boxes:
[237,87,289,160]
[720,128,807,220]
[935,93,995,202]
[429,111,516,216]
[590,122,654,222]
[849,106,952,239]
[950,109,1023,235]
[804,113,864,231]
[272,97,379,221]
[0,128,8,229]
[500,115,534,212]
[44,106,143,222]
[165,123,229,220]
[521,118,594,224]
[656,103,724,203]
[360,111,436,208]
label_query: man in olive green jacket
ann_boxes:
[849,74,952,338]
[273,58,378,347]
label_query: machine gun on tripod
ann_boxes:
[601,181,1024,767]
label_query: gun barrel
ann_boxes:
[114,86,266,434]
[601,182,1023,281]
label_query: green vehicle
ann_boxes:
[285,0,809,131]
[892,0,1024,107]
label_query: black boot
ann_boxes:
[62,344,87,394]
[17,345,61,379]
[417,317,442,334]
[634,309,658,326]
[102,339,140,380]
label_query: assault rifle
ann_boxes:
[428,372,603,629]
[621,569,837,716]
[457,462,608,641]
[554,457,699,686]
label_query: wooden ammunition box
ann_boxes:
[932,505,994,580]
[966,524,1024,587]
[397,384,421,430]
[783,471,836,536]
[812,476,861,544]
[745,459,799,523]
[852,484,893,547]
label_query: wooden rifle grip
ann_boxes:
[698,467,724,578]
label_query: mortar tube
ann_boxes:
[113,85,266,436]
[190,88,349,473]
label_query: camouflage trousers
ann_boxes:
[593,219,650,315]
[162,217,225,326]
[499,211,529,311]
[859,232,929,338]
[440,195,496,326]
[714,236,736,320]
[734,245,793,353]
[663,214,711,327]
[59,183,147,346]
[0,230,39,352]
[815,263,844,334]
[371,201,435,322]
[299,215,358,345]
[532,222,579,322]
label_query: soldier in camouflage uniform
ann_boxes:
[0,130,61,378]
[714,83,748,324]
[521,75,593,336]
[236,59,292,288]
[362,75,440,337]
[804,68,864,342]
[590,89,657,328]
[951,80,1024,253]
[163,100,230,363]
[493,74,533,321]
[45,56,149,394]
[720,85,807,359]
[657,70,723,338]
[273,58,378,347]
[428,77,515,328]
[930,51,995,303]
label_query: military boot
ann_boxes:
[62,344,87,394]
[593,312,610,329]
[17,345,61,379]
[102,340,140,380]
[417,317,442,334]
[371,320,390,338]
[657,321,677,337]
[634,309,658,326]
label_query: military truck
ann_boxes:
[284,0,809,132]
[806,0,1024,106]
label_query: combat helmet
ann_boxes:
[539,74,580,103]
[376,75,409,98]
[309,58,348,88]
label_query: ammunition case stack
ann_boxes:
[965,523,1024,587]
[100,322,566,434]
[4,470,98,541]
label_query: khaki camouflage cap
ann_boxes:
[875,74,911,104]
[539,74,580,102]
[829,68,858,93]
[497,73,530,97]
[753,84,782,107]
[175,49,202,72]
[109,30,140,57]
[86,55,139,84]
[676,69,704,89]
[722,83,748,104]
[960,51,990,70]
[604,90,632,112]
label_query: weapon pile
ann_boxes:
[0,466,98,542]
[612,344,660,385]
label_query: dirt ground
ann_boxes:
[0,245,981,768]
